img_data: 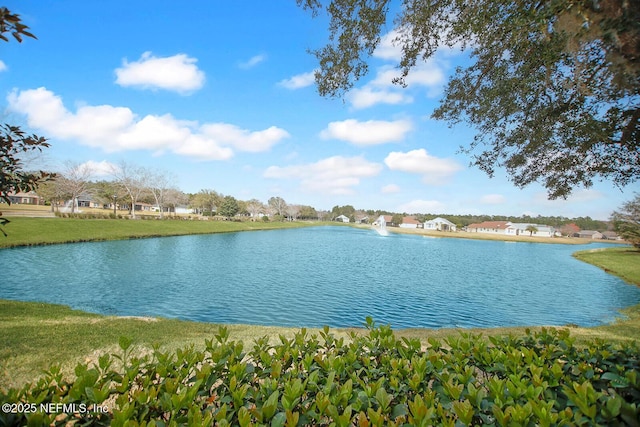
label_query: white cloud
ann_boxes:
[115,52,205,94]
[378,63,446,89]
[532,189,605,206]
[239,54,267,69]
[7,87,288,161]
[384,148,462,184]
[320,119,412,146]
[375,27,467,61]
[201,123,289,152]
[480,194,506,205]
[373,29,403,61]
[264,156,383,195]
[347,86,412,109]
[346,28,457,109]
[381,184,401,193]
[0,60,7,72]
[565,189,605,203]
[80,160,118,177]
[278,70,316,89]
[396,199,445,213]
[346,63,446,109]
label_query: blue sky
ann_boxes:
[1,1,635,220]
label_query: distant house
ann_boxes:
[399,216,422,229]
[173,206,193,215]
[466,221,511,234]
[5,191,41,205]
[355,215,369,224]
[505,223,555,237]
[125,202,155,212]
[335,214,350,223]
[373,215,393,227]
[602,231,621,240]
[577,230,604,239]
[76,193,102,209]
[424,217,457,232]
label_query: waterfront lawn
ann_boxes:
[0,300,312,391]
[0,217,322,248]
[1,299,638,391]
[573,246,640,286]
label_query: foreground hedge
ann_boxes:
[1,319,639,426]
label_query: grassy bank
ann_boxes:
[1,299,638,391]
[0,217,327,248]
[573,246,640,286]
[0,300,314,390]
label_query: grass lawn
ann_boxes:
[0,216,328,248]
[2,299,638,391]
[573,246,640,286]
[0,217,638,391]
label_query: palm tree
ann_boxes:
[525,225,538,236]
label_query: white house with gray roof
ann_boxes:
[505,223,555,237]
[424,217,457,232]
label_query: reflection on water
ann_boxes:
[1,226,638,328]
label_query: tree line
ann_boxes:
[31,161,330,222]
[328,204,612,231]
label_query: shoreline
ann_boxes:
[361,223,626,245]
[0,212,626,248]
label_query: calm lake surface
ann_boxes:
[1,226,639,329]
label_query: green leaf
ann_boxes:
[374,387,391,412]
[118,336,133,351]
[271,412,286,427]
[391,403,408,419]
[601,372,630,388]
[263,390,280,420]
[602,395,622,419]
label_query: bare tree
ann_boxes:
[246,198,264,221]
[286,204,301,221]
[165,188,188,217]
[58,161,92,213]
[110,161,150,219]
[36,178,67,212]
[268,196,287,218]
[148,170,173,219]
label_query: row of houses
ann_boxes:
[466,220,555,237]
[368,215,458,231]
[462,220,621,240]
[4,191,194,214]
[359,217,620,240]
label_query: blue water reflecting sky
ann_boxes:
[1,226,638,328]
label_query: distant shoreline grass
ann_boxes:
[0,217,327,248]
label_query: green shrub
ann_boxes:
[1,320,638,426]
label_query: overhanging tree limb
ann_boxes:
[299,0,640,199]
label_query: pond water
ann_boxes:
[1,226,639,329]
